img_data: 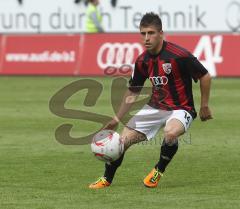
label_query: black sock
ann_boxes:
[155,139,178,173]
[104,153,125,183]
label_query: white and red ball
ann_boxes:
[91,130,124,162]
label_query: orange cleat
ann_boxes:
[143,168,163,188]
[89,177,111,189]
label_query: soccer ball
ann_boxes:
[91,129,124,163]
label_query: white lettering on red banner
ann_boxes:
[5,51,75,63]
[97,42,143,70]
[193,35,223,77]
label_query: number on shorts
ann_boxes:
[184,111,191,126]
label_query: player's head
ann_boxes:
[139,12,164,54]
[140,12,162,32]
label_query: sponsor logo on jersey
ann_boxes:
[149,76,168,86]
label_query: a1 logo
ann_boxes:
[193,35,223,77]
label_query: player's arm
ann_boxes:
[104,89,140,130]
[199,72,213,121]
[104,59,147,130]
[185,56,213,121]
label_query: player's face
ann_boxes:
[140,26,163,54]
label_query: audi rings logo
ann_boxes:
[149,76,169,86]
[97,42,144,71]
[226,1,240,32]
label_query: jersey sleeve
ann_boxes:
[185,56,208,82]
[128,60,147,92]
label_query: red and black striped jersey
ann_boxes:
[128,40,208,119]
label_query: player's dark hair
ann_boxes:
[140,12,162,31]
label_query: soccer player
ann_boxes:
[89,12,212,189]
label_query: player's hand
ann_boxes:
[103,118,119,130]
[199,106,213,121]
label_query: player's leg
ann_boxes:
[155,118,184,173]
[103,127,146,183]
[144,110,193,188]
[121,126,147,150]
[143,119,183,188]
[89,127,147,189]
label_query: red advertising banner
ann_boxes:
[0,34,239,77]
[0,35,80,75]
[79,34,240,77]
[0,35,3,72]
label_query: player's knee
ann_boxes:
[121,128,146,151]
[163,126,177,142]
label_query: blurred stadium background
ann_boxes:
[0,0,239,209]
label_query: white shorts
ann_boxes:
[126,104,193,140]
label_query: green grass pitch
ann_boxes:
[0,76,239,209]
